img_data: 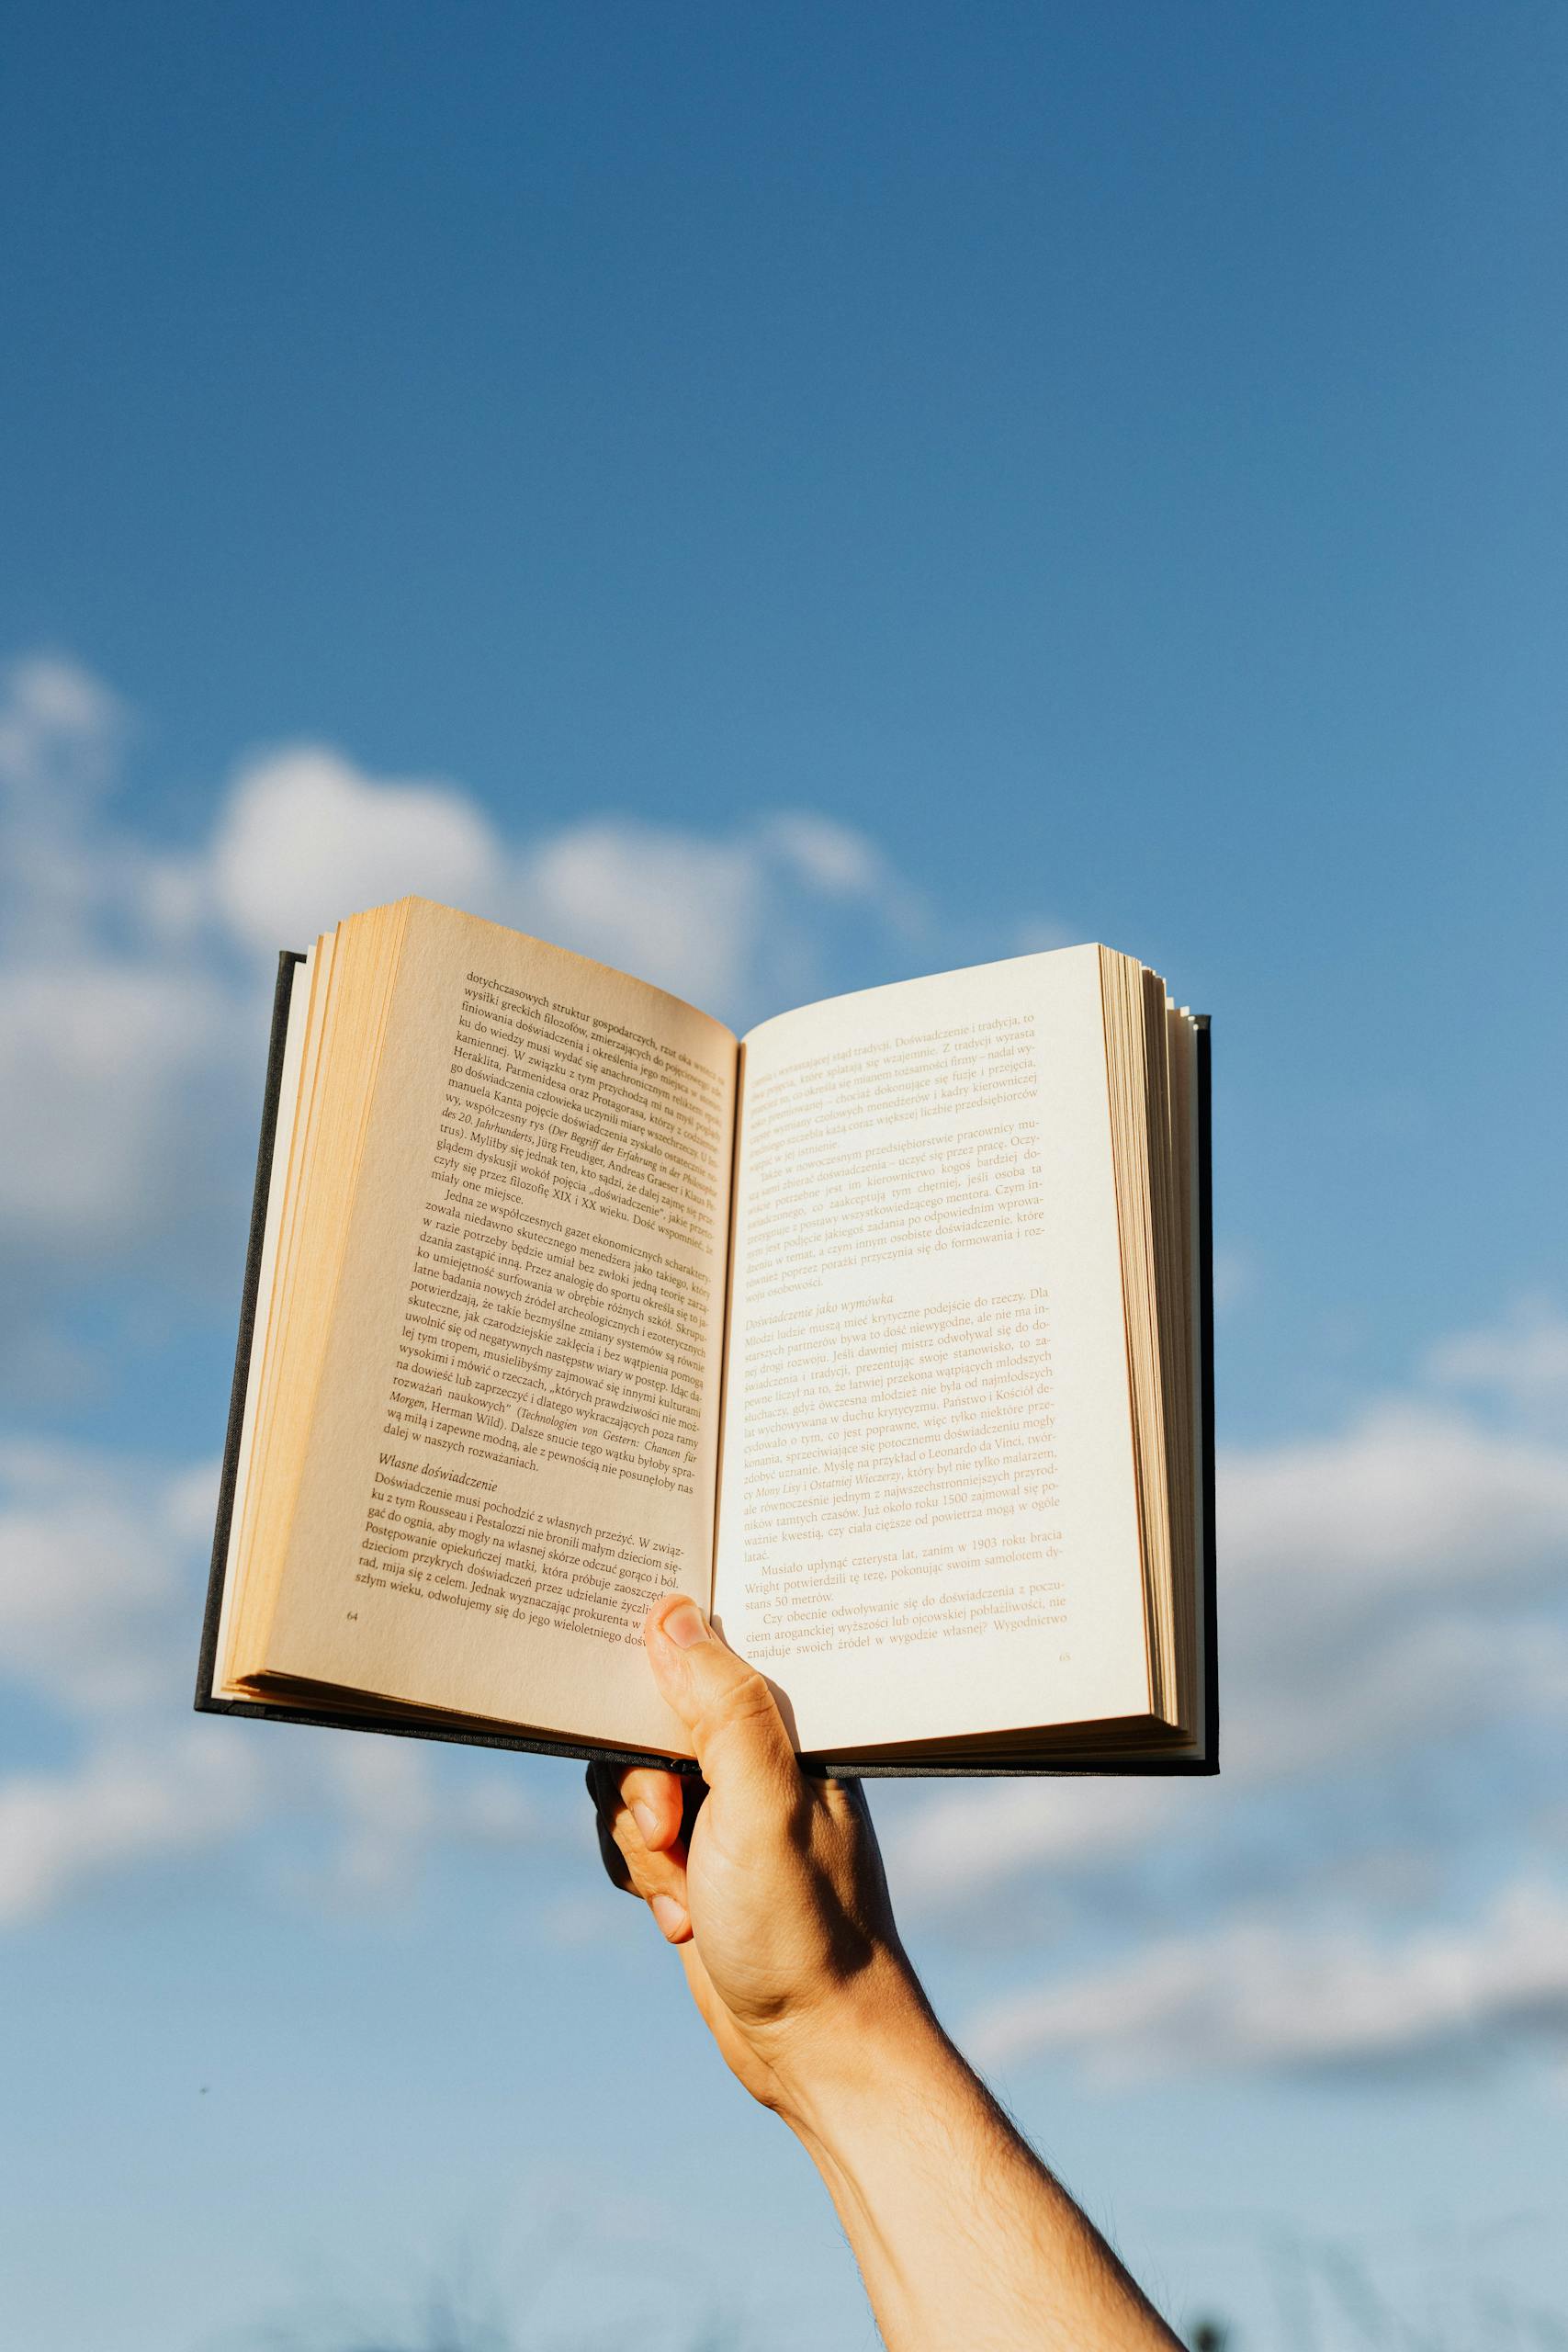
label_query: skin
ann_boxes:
[588,1594,1185,2352]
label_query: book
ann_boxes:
[197,899,1216,1777]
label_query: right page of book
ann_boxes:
[714,946,1149,1754]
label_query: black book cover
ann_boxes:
[196,952,1219,1779]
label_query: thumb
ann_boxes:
[644,1596,799,1801]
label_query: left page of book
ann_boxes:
[254,899,737,1757]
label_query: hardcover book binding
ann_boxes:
[196,946,1218,1778]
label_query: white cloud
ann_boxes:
[516,808,924,1015]
[0,653,126,820]
[0,1729,262,1926]
[0,1441,216,1713]
[884,1357,1568,1930]
[0,1431,555,1922]
[314,1734,539,1905]
[965,1876,1568,2080]
[321,1735,438,1901]
[885,1777,1181,1911]
[1426,1297,1568,1424]
[209,744,504,952]
[759,809,913,910]
[1210,1244,1257,1315]
[0,651,124,793]
[1215,1398,1568,1778]
[0,654,132,963]
[1221,1399,1568,1614]
[880,1321,1568,2091]
[0,653,943,1290]
[0,657,250,1267]
[1011,915,1076,955]
[540,1889,623,1947]
[164,1457,222,1546]
[20,641,1564,1986]
[0,962,238,1250]
[1226,1605,1568,1784]
[518,818,765,1010]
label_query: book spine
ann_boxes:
[193,950,305,1710]
[1194,1013,1219,1771]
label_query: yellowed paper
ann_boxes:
[263,902,737,1756]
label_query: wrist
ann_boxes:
[766,1948,953,2144]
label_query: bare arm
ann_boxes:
[588,1597,1183,2352]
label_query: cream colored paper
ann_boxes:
[715,947,1148,1752]
[213,951,313,1683]
[262,902,737,1756]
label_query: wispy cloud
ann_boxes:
[0,651,130,954]
[309,1731,545,1908]
[0,654,947,1278]
[0,962,237,1253]
[209,744,505,953]
[886,1305,1568,2081]
[12,642,1560,2024]
[966,1876,1568,2080]
[1219,1395,1568,1774]
[0,1433,556,1922]
[1425,1296,1568,1428]
[518,815,768,1008]
[0,1728,263,1927]
[0,650,979,1413]
[892,1331,1568,1924]
[0,650,985,1924]
[0,1441,218,1714]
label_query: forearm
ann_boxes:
[591,1619,1180,2348]
[777,1971,1183,2352]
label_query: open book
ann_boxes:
[197,899,1216,1776]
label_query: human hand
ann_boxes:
[587,1595,925,2122]
[589,1599,1186,2351]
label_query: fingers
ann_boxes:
[584,1758,687,1850]
[642,1597,800,1806]
[618,1764,687,1852]
[586,1758,694,1944]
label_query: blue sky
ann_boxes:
[2,5,1566,2346]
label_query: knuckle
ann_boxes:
[617,1765,660,1813]
[710,1666,778,1734]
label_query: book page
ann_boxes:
[714,948,1149,1754]
[262,901,736,1756]
[212,951,313,1686]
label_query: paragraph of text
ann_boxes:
[355,1455,683,1645]
[740,1532,1068,1663]
[384,1202,712,1497]
[740,1288,1060,1544]
[437,971,727,1255]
